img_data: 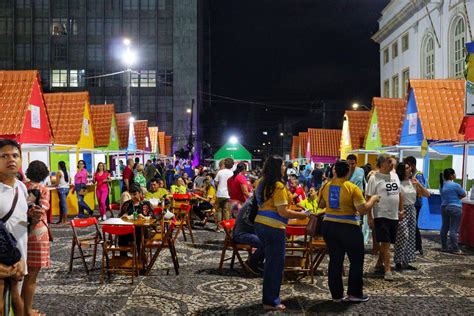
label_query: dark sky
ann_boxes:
[202,0,390,156]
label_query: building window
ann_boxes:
[140,70,156,87]
[450,16,466,79]
[34,0,49,10]
[392,75,399,98]
[69,18,80,35]
[158,69,173,87]
[52,43,67,61]
[158,0,167,10]
[422,35,435,79]
[402,33,409,52]
[383,48,389,64]
[15,0,31,8]
[0,18,12,35]
[123,0,138,10]
[15,17,31,36]
[87,69,102,87]
[392,41,398,59]
[383,80,390,98]
[141,0,155,10]
[140,18,155,36]
[54,0,67,9]
[51,69,68,87]
[87,44,103,62]
[51,18,68,35]
[105,0,120,11]
[69,69,85,87]
[105,75,121,87]
[15,43,31,62]
[34,44,49,62]
[131,72,139,87]
[39,69,49,86]
[87,19,103,36]
[402,68,409,97]
[34,18,49,35]
[105,18,120,36]
[123,19,139,36]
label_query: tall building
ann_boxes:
[0,0,203,153]
[372,0,473,98]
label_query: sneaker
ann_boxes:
[373,265,385,274]
[345,294,370,303]
[332,297,345,303]
[102,215,107,221]
[402,264,417,271]
[384,271,394,281]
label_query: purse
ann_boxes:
[0,188,22,266]
[42,219,53,242]
[78,187,88,196]
[306,214,323,238]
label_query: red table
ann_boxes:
[460,202,474,247]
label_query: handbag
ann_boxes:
[0,187,22,266]
[78,186,88,196]
[306,214,323,238]
[41,219,53,242]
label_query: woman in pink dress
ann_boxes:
[24,160,51,316]
[94,162,111,221]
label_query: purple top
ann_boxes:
[74,169,88,185]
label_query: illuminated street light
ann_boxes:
[352,102,370,111]
[186,108,192,114]
[268,142,271,145]
[263,131,268,135]
[280,132,284,136]
[129,117,135,123]
[262,143,266,146]
[229,136,238,144]
[123,38,131,46]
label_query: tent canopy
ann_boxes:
[214,142,252,161]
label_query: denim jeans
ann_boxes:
[233,232,264,266]
[75,184,92,217]
[57,187,69,216]
[254,223,286,307]
[440,205,462,251]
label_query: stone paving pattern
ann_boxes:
[34,224,474,315]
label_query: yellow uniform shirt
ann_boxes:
[170,185,187,194]
[145,188,169,200]
[254,180,293,230]
[299,198,323,215]
[205,186,216,205]
[318,178,365,226]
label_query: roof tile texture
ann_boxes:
[345,110,371,149]
[115,112,131,149]
[165,136,172,156]
[291,136,300,159]
[298,132,308,156]
[410,79,465,141]
[44,92,89,145]
[133,120,148,151]
[308,128,342,157]
[149,127,158,153]
[90,104,115,147]
[0,70,37,135]
[158,132,166,155]
[372,97,406,146]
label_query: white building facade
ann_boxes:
[372,0,474,98]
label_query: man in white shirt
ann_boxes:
[366,154,403,281]
[214,158,234,232]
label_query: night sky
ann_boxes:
[202,0,390,157]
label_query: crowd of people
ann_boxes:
[0,136,468,313]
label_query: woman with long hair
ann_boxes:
[94,162,111,221]
[56,161,70,224]
[24,160,51,316]
[254,156,309,311]
[74,159,93,218]
[439,168,466,254]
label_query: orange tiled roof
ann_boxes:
[149,127,158,153]
[291,136,300,160]
[410,79,465,141]
[371,97,406,146]
[308,128,342,157]
[115,112,131,149]
[164,135,172,156]
[90,104,115,147]
[0,70,40,135]
[345,110,371,149]
[133,120,148,151]
[158,131,166,155]
[44,92,89,145]
[298,132,308,157]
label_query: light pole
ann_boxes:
[352,102,370,111]
[122,38,136,113]
[187,99,195,160]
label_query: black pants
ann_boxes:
[192,202,213,220]
[415,203,422,251]
[322,221,364,299]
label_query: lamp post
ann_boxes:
[187,99,195,160]
[122,38,136,113]
[352,102,370,111]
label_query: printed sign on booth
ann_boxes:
[30,105,41,129]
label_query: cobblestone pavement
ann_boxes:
[34,222,474,315]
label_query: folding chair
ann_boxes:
[218,219,252,274]
[285,225,311,281]
[144,219,179,276]
[307,215,327,283]
[173,203,195,244]
[69,217,102,274]
[101,224,138,284]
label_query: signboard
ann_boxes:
[30,105,40,129]
[371,123,378,140]
[421,139,428,158]
[84,119,89,136]
[465,41,474,115]
[407,113,418,135]
[111,127,116,141]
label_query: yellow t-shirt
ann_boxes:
[205,186,216,205]
[318,178,365,226]
[299,198,323,215]
[170,185,187,194]
[145,188,169,200]
[254,180,292,229]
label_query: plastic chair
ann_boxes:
[218,219,252,274]
[101,224,138,284]
[69,217,102,274]
[144,219,179,276]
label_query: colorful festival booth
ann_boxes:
[149,126,159,156]
[44,92,95,216]
[307,128,342,164]
[340,110,372,164]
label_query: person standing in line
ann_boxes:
[311,162,324,191]
[214,158,234,232]
[94,162,111,221]
[404,156,428,255]
[74,160,93,218]
[318,160,380,302]
[366,154,403,281]
[55,161,70,224]
[439,168,466,254]
[394,162,430,270]
[254,156,309,311]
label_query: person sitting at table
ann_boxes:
[297,187,323,215]
[192,179,216,226]
[145,178,169,202]
[170,177,187,194]
[119,183,154,256]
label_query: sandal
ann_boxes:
[263,304,286,311]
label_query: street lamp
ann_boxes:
[229,136,238,145]
[352,102,370,111]
[186,108,192,114]
[122,38,136,113]
[279,132,284,136]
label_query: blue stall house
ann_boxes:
[398,79,466,230]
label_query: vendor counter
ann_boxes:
[50,178,122,216]
[418,189,442,231]
[461,199,474,247]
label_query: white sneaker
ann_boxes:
[384,271,394,281]
[102,215,107,221]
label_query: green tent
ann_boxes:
[214,142,252,161]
